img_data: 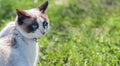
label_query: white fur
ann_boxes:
[0,22,15,37]
[0,24,39,66]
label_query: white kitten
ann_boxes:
[0,1,49,66]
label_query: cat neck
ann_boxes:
[12,27,38,65]
[13,27,37,46]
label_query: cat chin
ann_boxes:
[20,32,44,39]
[16,26,42,39]
[19,30,44,39]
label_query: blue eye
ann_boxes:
[43,21,48,29]
[32,24,38,31]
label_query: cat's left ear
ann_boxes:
[38,1,48,13]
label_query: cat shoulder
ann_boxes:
[0,21,15,37]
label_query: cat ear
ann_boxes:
[16,9,30,18]
[38,1,48,13]
[16,9,30,25]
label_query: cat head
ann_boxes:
[15,1,49,39]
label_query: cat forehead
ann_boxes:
[25,9,40,16]
[24,9,48,22]
[25,9,45,18]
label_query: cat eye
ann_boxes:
[32,24,38,31]
[43,21,48,29]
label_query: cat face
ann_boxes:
[16,1,49,39]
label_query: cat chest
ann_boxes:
[18,40,39,65]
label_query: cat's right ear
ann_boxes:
[16,9,30,25]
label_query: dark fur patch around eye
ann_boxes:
[26,22,39,33]
[17,16,25,25]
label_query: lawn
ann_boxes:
[0,0,120,66]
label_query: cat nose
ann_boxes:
[42,31,45,35]
[40,30,45,35]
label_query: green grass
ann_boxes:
[0,0,120,66]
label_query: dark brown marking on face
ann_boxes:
[20,18,39,33]
[16,9,40,33]
[16,9,31,25]
[26,20,39,33]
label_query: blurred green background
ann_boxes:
[0,0,120,66]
